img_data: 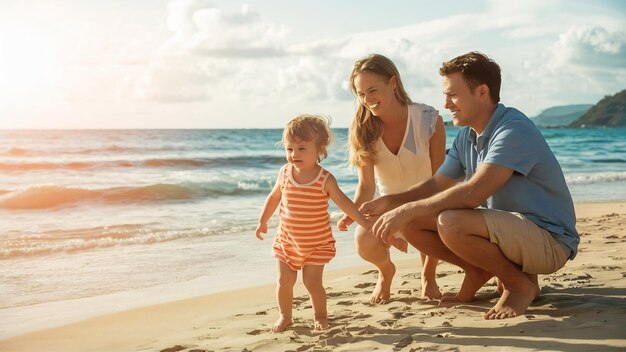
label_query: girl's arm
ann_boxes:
[255,170,282,240]
[429,116,446,175]
[326,173,372,230]
[338,161,375,230]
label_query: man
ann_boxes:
[362,51,579,319]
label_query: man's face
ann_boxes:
[442,72,482,127]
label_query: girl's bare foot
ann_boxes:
[272,315,293,332]
[370,262,396,304]
[313,317,329,330]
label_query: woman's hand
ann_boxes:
[360,195,392,218]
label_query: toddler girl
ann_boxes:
[256,114,372,332]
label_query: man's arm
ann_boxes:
[372,163,514,242]
[360,172,459,218]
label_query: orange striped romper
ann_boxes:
[272,164,336,271]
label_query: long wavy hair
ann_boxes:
[348,54,411,166]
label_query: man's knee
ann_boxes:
[437,210,466,240]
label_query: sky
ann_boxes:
[0,0,624,129]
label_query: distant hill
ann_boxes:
[531,104,592,127]
[569,89,626,127]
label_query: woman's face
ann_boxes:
[353,71,397,117]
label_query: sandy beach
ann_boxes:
[1,202,625,352]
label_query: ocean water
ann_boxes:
[1,127,625,338]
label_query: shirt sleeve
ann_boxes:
[420,105,439,143]
[437,131,466,179]
[482,121,539,176]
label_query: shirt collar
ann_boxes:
[469,103,506,145]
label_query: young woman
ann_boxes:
[338,54,446,303]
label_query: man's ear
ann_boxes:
[478,84,490,100]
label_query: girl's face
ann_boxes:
[353,71,397,117]
[284,138,321,171]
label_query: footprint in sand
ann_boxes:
[328,291,357,298]
[246,329,265,335]
[293,296,310,307]
[295,344,316,351]
[377,319,398,328]
[391,311,415,319]
[336,300,354,306]
[393,335,413,349]
[355,282,376,289]
[160,346,186,352]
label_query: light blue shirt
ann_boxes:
[438,104,579,259]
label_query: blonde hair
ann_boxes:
[348,54,412,166]
[282,114,333,162]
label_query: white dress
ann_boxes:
[373,103,439,196]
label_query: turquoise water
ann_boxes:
[0,127,624,338]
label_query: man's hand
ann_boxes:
[372,205,412,245]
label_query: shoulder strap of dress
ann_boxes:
[279,164,291,188]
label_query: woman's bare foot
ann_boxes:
[272,315,293,332]
[421,277,442,300]
[483,276,539,319]
[313,316,329,330]
[441,267,492,303]
[370,262,396,304]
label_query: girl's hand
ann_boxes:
[255,223,267,240]
[337,214,354,231]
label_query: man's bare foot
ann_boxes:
[421,277,442,300]
[389,237,408,253]
[370,262,396,304]
[441,267,492,303]
[497,274,540,299]
[272,315,293,332]
[483,276,540,319]
[313,317,329,330]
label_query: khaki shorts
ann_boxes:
[479,209,569,274]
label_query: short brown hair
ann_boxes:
[282,114,333,161]
[439,51,501,103]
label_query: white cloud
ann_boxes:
[552,26,626,68]
[165,1,289,57]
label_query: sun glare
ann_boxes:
[0,29,60,103]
